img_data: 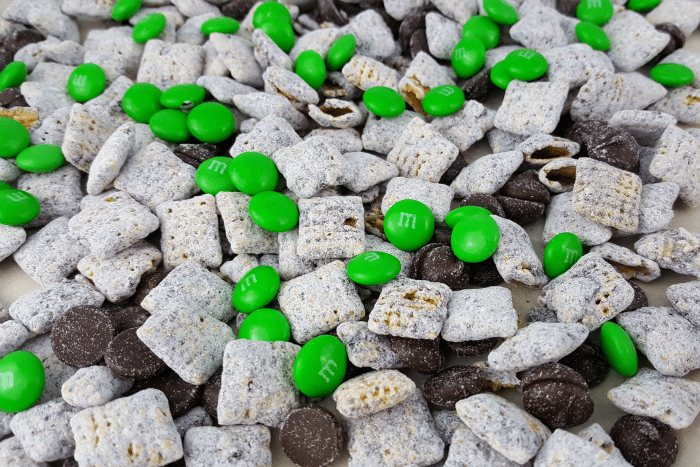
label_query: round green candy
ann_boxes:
[490,60,515,89]
[196,156,237,195]
[249,191,299,232]
[451,37,486,79]
[0,189,40,226]
[543,232,582,279]
[575,21,610,51]
[258,20,295,54]
[0,61,28,92]
[160,83,206,110]
[346,251,401,286]
[0,182,11,191]
[504,48,548,81]
[295,50,327,91]
[133,12,167,43]
[16,145,65,173]
[422,85,466,117]
[462,15,500,49]
[112,0,142,21]
[0,350,45,413]
[293,335,347,398]
[576,0,614,25]
[0,117,30,159]
[650,63,695,88]
[445,206,492,229]
[451,214,500,263]
[326,33,357,72]
[362,86,405,118]
[122,83,163,123]
[253,1,292,28]
[384,199,435,252]
[232,265,281,314]
[627,0,662,12]
[238,308,291,342]
[227,151,279,195]
[149,109,190,143]
[67,63,107,103]
[187,102,236,144]
[201,17,240,35]
[482,0,518,25]
[600,322,638,377]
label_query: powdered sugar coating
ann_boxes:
[381,177,454,223]
[589,242,661,282]
[336,321,404,370]
[634,228,700,278]
[61,366,133,408]
[333,370,416,418]
[492,216,549,287]
[442,287,518,342]
[667,280,700,327]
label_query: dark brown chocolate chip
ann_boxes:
[420,245,470,290]
[409,243,443,280]
[554,0,578,16]
[501,170,551,204]
[459,193,506,217]
[0,87,27,108]
[113,306,151,333]
[460,67,498,102]
[423,365,485,408]
[99,302,126,316]
[430,225,452,245]
[389,335,444,374]
[221,0,259,20]
[51,306,117,368]
[648,23,685,67]
[521,362,594,429]
[527,306,559,324]
[445,337,501,357]
[61,458,78,467]
[558,339,609,388]
[104,327,167,379]
[495,196,545,225]
[317,0,348,25]
[172,143,218,168]
[281,406,344,467]
[163,458,186,467]
[130,269,170,306]
[127,369,201,418]
[0,49,13,75]
[439,156,468,186]
[399,12,425,53]
[201,367,222,419]
[3,27,46,56]
[565,120,640,172]
[468,256,504,287]
[623,280,648,312]
[610,415,678,467]
[409,29,429,59]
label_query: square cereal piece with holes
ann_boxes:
[234,92,309,131]
[277,260,365,344]
[61,366,133,409]
[342,152,399,195]
[650,125,700,207]
[71,388,183,467]
[387,117,459,183]
[17,164,83,228]
[136,40,205,90]
[296,196,365,260]
[431,100,495,152]
[543,43,614,87]
[336,321,404,370]
[381,177,454,223]
[543,192,613,246]
[646,86,700,125]
[83,27,144,82]
[157,194,222,269]
[361,111,426,155]
[367,277,452,340]
[450,151,523,198]
[572,157,642,232]
[229,115,302,158]
[216,191,279,255]
[442,287,518,342]
[10,398,80,462]
[603,9,670,72]
[508,6,569,52]
[184,426,271,467]
[494,80,568,136]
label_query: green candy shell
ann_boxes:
[133,13,167,43]
[232,265,280,314]
[0,351,45,413]
[543,232,583,279]
[149,109,191,143]
[258,20,295,54]
[293,335,347,398]
[445,206,492,229]
[295,50,327,91]
[123,83,163,123]
[384,199,435,252]
[650,63,695,88]
[490,60,514,89]
[575,22,610,51]
[227,151,279,196]
[422,85,466,117]
[196,156,237,195]
[463,15,500,49]
[600,322,638,377]
[112,0,142,21]
[187,102,236,144]
[249,191,299,232]
[238,308,291,342]
[201,17,240,35]
[0,117,30,159]
[346,251,402,286]
[483,0,518,25]
[627,0,662,12]
[326,34,357,72]
[451,37,486,79]
[0,61,28,92]
[504,48,548,82]
[363,86,405,118]
[160,83,206,110]
[0,182,11,191]
[451,214,500,263]
[0,189,41,226]
[253,1,292,28]
[16,145,65,173]
[67,63,107,103]
[576,0,614,25]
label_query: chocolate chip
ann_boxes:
[163,459,186,467]
[648,23,685,67]
[399,13,425,53]
[51,306,117,368]
[459,193,506,217]
[409,29,429,59]
[113,306,151,333]
[409,243,442,280]
[389,335,444,374]
[445,337,501,357]
[521,362,594,429]
[495,195,546,225]
[461,67,498,102]
[127,369,201,418]
[421,245,470,290]
[172,143,219,169]
[468,257,504,287]
[623,280,649,312]
[527,306,559,324]
[501,170,551,204]
[610,415,678,467]
[565,120,640,172]
[201,367,222,419]
[558,339,609,388]
[317,0,349,25]
[554,0,579,16]
[281,406,345,467]
[221,0,259,20]
[0,49,14,75]
[423,365,485,408]
[439,156,468,186]
[130,269,170,306]
[104,327,167,380]
[430,225,452,245]
[3,27,46,57]
[62,459,78,467]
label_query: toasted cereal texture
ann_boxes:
[234,91,309,130]
[456,393,551,464]
[342,388,445,467]
[667,280,700,327]
[216,191,279,255]
[381,177,454,223]
[660,49,700,89]
[218,340,301,427]
[617,306,700,377]
[253,28,293,71]
[336,321,404,370]
[442,287,518,342]
[509,6,568,52]
[71,388,183,467]
[532,428,617,467]
[272,137,345,198]
[603,9,671,72]
[61,366,134,408]
[451,151,523,198]
[86,122,135,196]
[431,100,495,152]
[20,333,78,405]
[277,260,365,344]
[491,216,549,288]
[184,425,271,467]
[137,39,204,90]
[174,406,213,438]
[425,12,462,60]
[362,111,426,155]
[339,10,395,59]
[10,398,80,462]
[17,164,83,228]
[634,228,700,278]
[608,110,677,147]
[445,425,524,467]
[229,115,302,158]
[608,367,700,430]
[543,43,614,87]
[263,65,319,111]
[340,55,401,93]
[647,85,700,125]
[0,320,28,359]
[589,242,661,282]
[576,423,630,466]
[517,133,579,166]
[308,99,364,129]
[296,196,365,260]
[645,0,700,38]
[494,79,568,136]
[333,370,416,418]
[472,361,521,391]
[650,125,700,207]
[543,192,612,246]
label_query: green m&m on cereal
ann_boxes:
[0,61,27,92]
[160,83,206,110]
[0,182,11,191]
[112,0,142,21]
[384,199,435,252]
[187,102,236,144]
[149,109,190,143]
[504,49,548,82]
[451,213,500,263]
[576,0,614,25]
[295,50,326,91]
[16,144,65,173]
[462,15,500,49]
[543,232,583,279]
[600,322,638,377]
[326,33,356,72]
[346,251,402,286]
[483,0,518,25]
[627,0,662,12]
[0,350,45,413]
[0,117,30,159]
[575,22,610,51]
[490,60,515,89]
[133,13,167,43]
[451,37,486,79]
[227,151,278,195]
[422,85,465,117]
[238,308,291,342]
[67,63,107,102]
[650,63,695,88]
[362,86,405,118]
[445,206,492,229]
[232,265,280,314]
[0,189,40,226]
[257,21,295,54]
[196,157,237,195]
[201,17,240,35]
[249,191,299,232]
[253,1,292,28]
[123,83,163,123]
[293,335,347,398]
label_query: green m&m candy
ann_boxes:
[0,117,30,159]
[149,109,190,143]
[112,0,142,21]
[253,1,292,28]
[346,251,402,286]
[650,63,695,87]
[227,151,279,195]
[362,86,405,118]
[293,335,347,398]
[445,206,492,229]
[249,191,299,232]
[133,12,167,43]
[451,37,486,79]
[0,350,45,413]
[123,83,163,123]
[451,214,500,263]
[295,50,327,91]
[483,0,518,25]
[160,83,206,110]
[600,322,638,377]
[462,15,500,49]
[384,199,435,252]
[238,308,291,342]
[16,144,65,173]
[326,33,356,72]
[0,182,11,191]
[504,49,548,82]
[422,85,465,117]
[67,63,107,102]
[575,22,610,51]
[0,61,28,92]
[490,60,515,89]
[576,0,614,25]
[0,190,40,226]
[196,156,237,195]
[187,102,236,144]
[258,21,295,54]
[232,265,280,314]
[627,0,662,12]
[543,232,582,279]
[201,17,240,35]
